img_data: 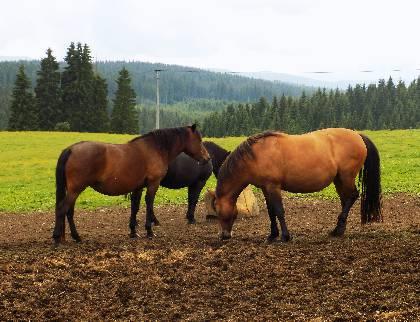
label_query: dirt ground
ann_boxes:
[1,194,419,321]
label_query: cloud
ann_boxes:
[0,0,419,81]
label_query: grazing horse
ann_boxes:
[211,128,382,241]
[129,141,230,225]
[53,125,210,244]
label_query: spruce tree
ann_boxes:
[35,48,61,130]
[8,65,38,130]
[111,67,138,134]
[90,74,110,132]
[61,42,80,129]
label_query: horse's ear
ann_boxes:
[190,124,197,132]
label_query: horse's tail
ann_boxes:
[359,134,382,224]
[56,148,72,209]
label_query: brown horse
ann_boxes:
[211,128,382,241]
[53,125,210,244]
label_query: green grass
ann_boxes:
[0,130,418,213]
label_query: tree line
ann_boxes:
[202,78,420,137]
[0,59,314,129]
[8,43,139,134]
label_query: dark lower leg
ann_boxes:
[265,188,290,242]
[66,205,81,242]
[331,190,359,236]
[263,189,280,241]
[186,183,203,224]
[129,189,142,238]
[275,202,290,242]
[268,208,280,241]
[53,204,67,244]
[145,185,158,238]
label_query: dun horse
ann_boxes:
[150,141,229,224]
[53,125,210,244]
[211,128,382,241]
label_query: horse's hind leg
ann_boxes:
[66,199,81,242]
[186,179,206,224]
[53,204,67,244]
[331,175,359,236]
[53,193,77,244]
[129,188,143,238]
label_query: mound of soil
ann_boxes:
[1,195,419,320]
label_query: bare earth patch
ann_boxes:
[1,195,419,320]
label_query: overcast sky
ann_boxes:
[1,0,419,82]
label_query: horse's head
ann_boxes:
[208,190,237,240]
[184,124,210,165]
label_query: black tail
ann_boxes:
[359,134,382,224]
[56,148,72,209]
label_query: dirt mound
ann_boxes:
[1,195,419,320]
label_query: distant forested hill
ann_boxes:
[0,60,314,129]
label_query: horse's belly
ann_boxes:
[92,176,145,196]
[282,169,336,193]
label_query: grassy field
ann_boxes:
[0,129,418,213]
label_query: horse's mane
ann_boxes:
[203,141,230,178]
[130,126,193,151]
[216,131,280,193]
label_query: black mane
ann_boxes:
[130,126,193,151]
[216,131,279,193]
[203,141,230,178]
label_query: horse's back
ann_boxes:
[311,128,367,168]
[248,128,366,192]
[161,153,212,188]
[65,140,155,195]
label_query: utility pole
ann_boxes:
[154,69,163,129]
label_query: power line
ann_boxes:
[153,68,201,129]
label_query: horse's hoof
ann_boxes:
[130,232,139,239]
[152,218,160,226]
[146,232,155,239]
[187,218,196,224]
[281,234,292,242]
[330,228,345,237]
[266,234,279,243]
[72,235,82,243]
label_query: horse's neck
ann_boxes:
[217,175,247,204]
[209,147,230,178]
[167,136,184,162]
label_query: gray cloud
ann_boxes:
[0,0,419,81]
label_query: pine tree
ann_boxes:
[35,48,61,130]
[8,65,38,130]
[111,67,138,134]
[61,42,80,129]
[90,75,110,132]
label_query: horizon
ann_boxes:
[1,54,419,90]
[1,0,419,85]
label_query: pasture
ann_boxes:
[0,129,419,213]
[0,129,419,320]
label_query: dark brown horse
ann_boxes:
[211,128,382,241]
[53,125,210,244]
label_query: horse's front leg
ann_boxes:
[264,185,291,242]
[145,182,159,239]
[129,188,143,238]
[262,188,279,242]
[186,179,206,224]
